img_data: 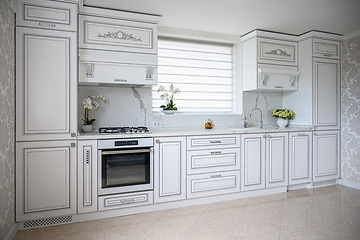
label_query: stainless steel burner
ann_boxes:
[99,126,149,134]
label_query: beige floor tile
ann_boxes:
[159,207,205,226]
[327,230,360,240]
[280,224,329,240]
[320,205,360,221]
[207,198,249,212]
[281,212,326,231]
[240,202,283,224]
[181,223,234,240]
[323,216,360,235]
[234,218,281,240]
[195,208,241,231]
[230,233,267,240]
[83,228,142,240]
[135,219,191,240]
[247,193,286,206]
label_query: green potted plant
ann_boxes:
[157,83,181,115]
[272,108,294,127]
[82,95,107,132]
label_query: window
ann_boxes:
[152,38,234,113]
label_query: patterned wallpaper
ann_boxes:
[341,35,360,184]
[0,0,16,239]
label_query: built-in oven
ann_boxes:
[97,138,153,196]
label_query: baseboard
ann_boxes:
[4,223,17,240]
[338,179,360,190]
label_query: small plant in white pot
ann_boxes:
[81,95,107,132]
[157,83,181,115]
[272,108,294,127]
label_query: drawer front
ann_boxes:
[187,135,240,150]
[313,39,340,59]
[187,171,240,199]
[16,0,77,31]
[79,15,157,54]
[98,191,153,211]
[187,148,240,174]
[258,38,298,66]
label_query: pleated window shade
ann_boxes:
[152,38,234,113]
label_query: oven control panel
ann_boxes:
[115,140,138,146]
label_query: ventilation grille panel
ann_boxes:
[23,216,72,228]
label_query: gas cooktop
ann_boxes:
[99,126,149,134]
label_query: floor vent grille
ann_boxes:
[23,216,72,228]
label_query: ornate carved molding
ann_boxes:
[260,73,268,85]
[146,67,153,81]
[86,63,94,78]
[265,49,291,57]
[97,31,142,42]
[289,76,298,86]
[158,26,240,43]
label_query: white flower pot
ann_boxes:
[277,118,288,128]
[82,125,93,133]
[161,110,177,115]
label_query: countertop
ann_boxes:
[77,125,313,140]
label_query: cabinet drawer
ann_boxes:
[187,171,240,199]
[98,191,153,211]
[187,148,240,174]
[258,38,298,66]
[16,0,77,31]
[79,15,157,54]
[313,39,340,59]
[187,135,240,150]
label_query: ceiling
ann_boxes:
[84,0,360,37]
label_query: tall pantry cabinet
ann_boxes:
[283,32,342,182]
[15,0,78,222]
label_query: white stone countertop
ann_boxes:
[77,125,313,140]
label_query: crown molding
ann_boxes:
[344,29,360,40]
[158,26,240,44]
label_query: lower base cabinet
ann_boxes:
[154,137,186,203]
[77,140,98,214]
[16,140,76,221]
[187,170,240,199]
[313,130,340,182]
[289,132,312,185]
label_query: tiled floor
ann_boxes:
[14,185,360,240]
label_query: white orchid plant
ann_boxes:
[82,95,107,125]
[157,83,181,110]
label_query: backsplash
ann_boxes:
[0,0,15,239]
[243,91,283,127]
[341,35,360,184]
[78,86,242,130]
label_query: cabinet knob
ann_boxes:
[71,132,76,137]
[155,139,161,144]
[71,143,76,147]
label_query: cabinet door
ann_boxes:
[16,140,76,221]
[241,134,265,191]
[313,131,340,182]
[265,133,288,188]
[313,39,340,59]
[78,140,97,214]
[313,58,340,130]
[16,27,77,141]
[289,132,312,185]
[257,38,298,66]
[154,137,186,203]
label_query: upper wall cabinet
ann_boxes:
[79,15,158,54]
[242,31,300,92]
[16,0,77,31]
[313,38,341,59]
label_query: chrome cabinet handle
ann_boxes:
[210,140,222,143]
[121,198,135,203]
[85,149,90,164]
[323,54,332,57]
[274,86,283,89]
[297,133,308,136]
[210,151,221,154]
[114,79,127,82]
[210,174,222,178]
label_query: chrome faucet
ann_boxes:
[250,108,263,129]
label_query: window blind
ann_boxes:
[152,38,234,113]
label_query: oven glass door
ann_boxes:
[100,148,152,195]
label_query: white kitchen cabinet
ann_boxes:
[313,130,340,182]
[241,133,266,191]
[16,0,77,32]
[154,137,186,203]
[187,134,240,150]
[16,140,76,221]
[313,58,340,130]
[79,15,158,54]
[187,148,240,175]
[241,31,300,92]
[16,27,77,141]
[187,170,240,199]
[289,132,313,185]
[313,38,341,59]
[265,133,288,188]
[77,140,98,214]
